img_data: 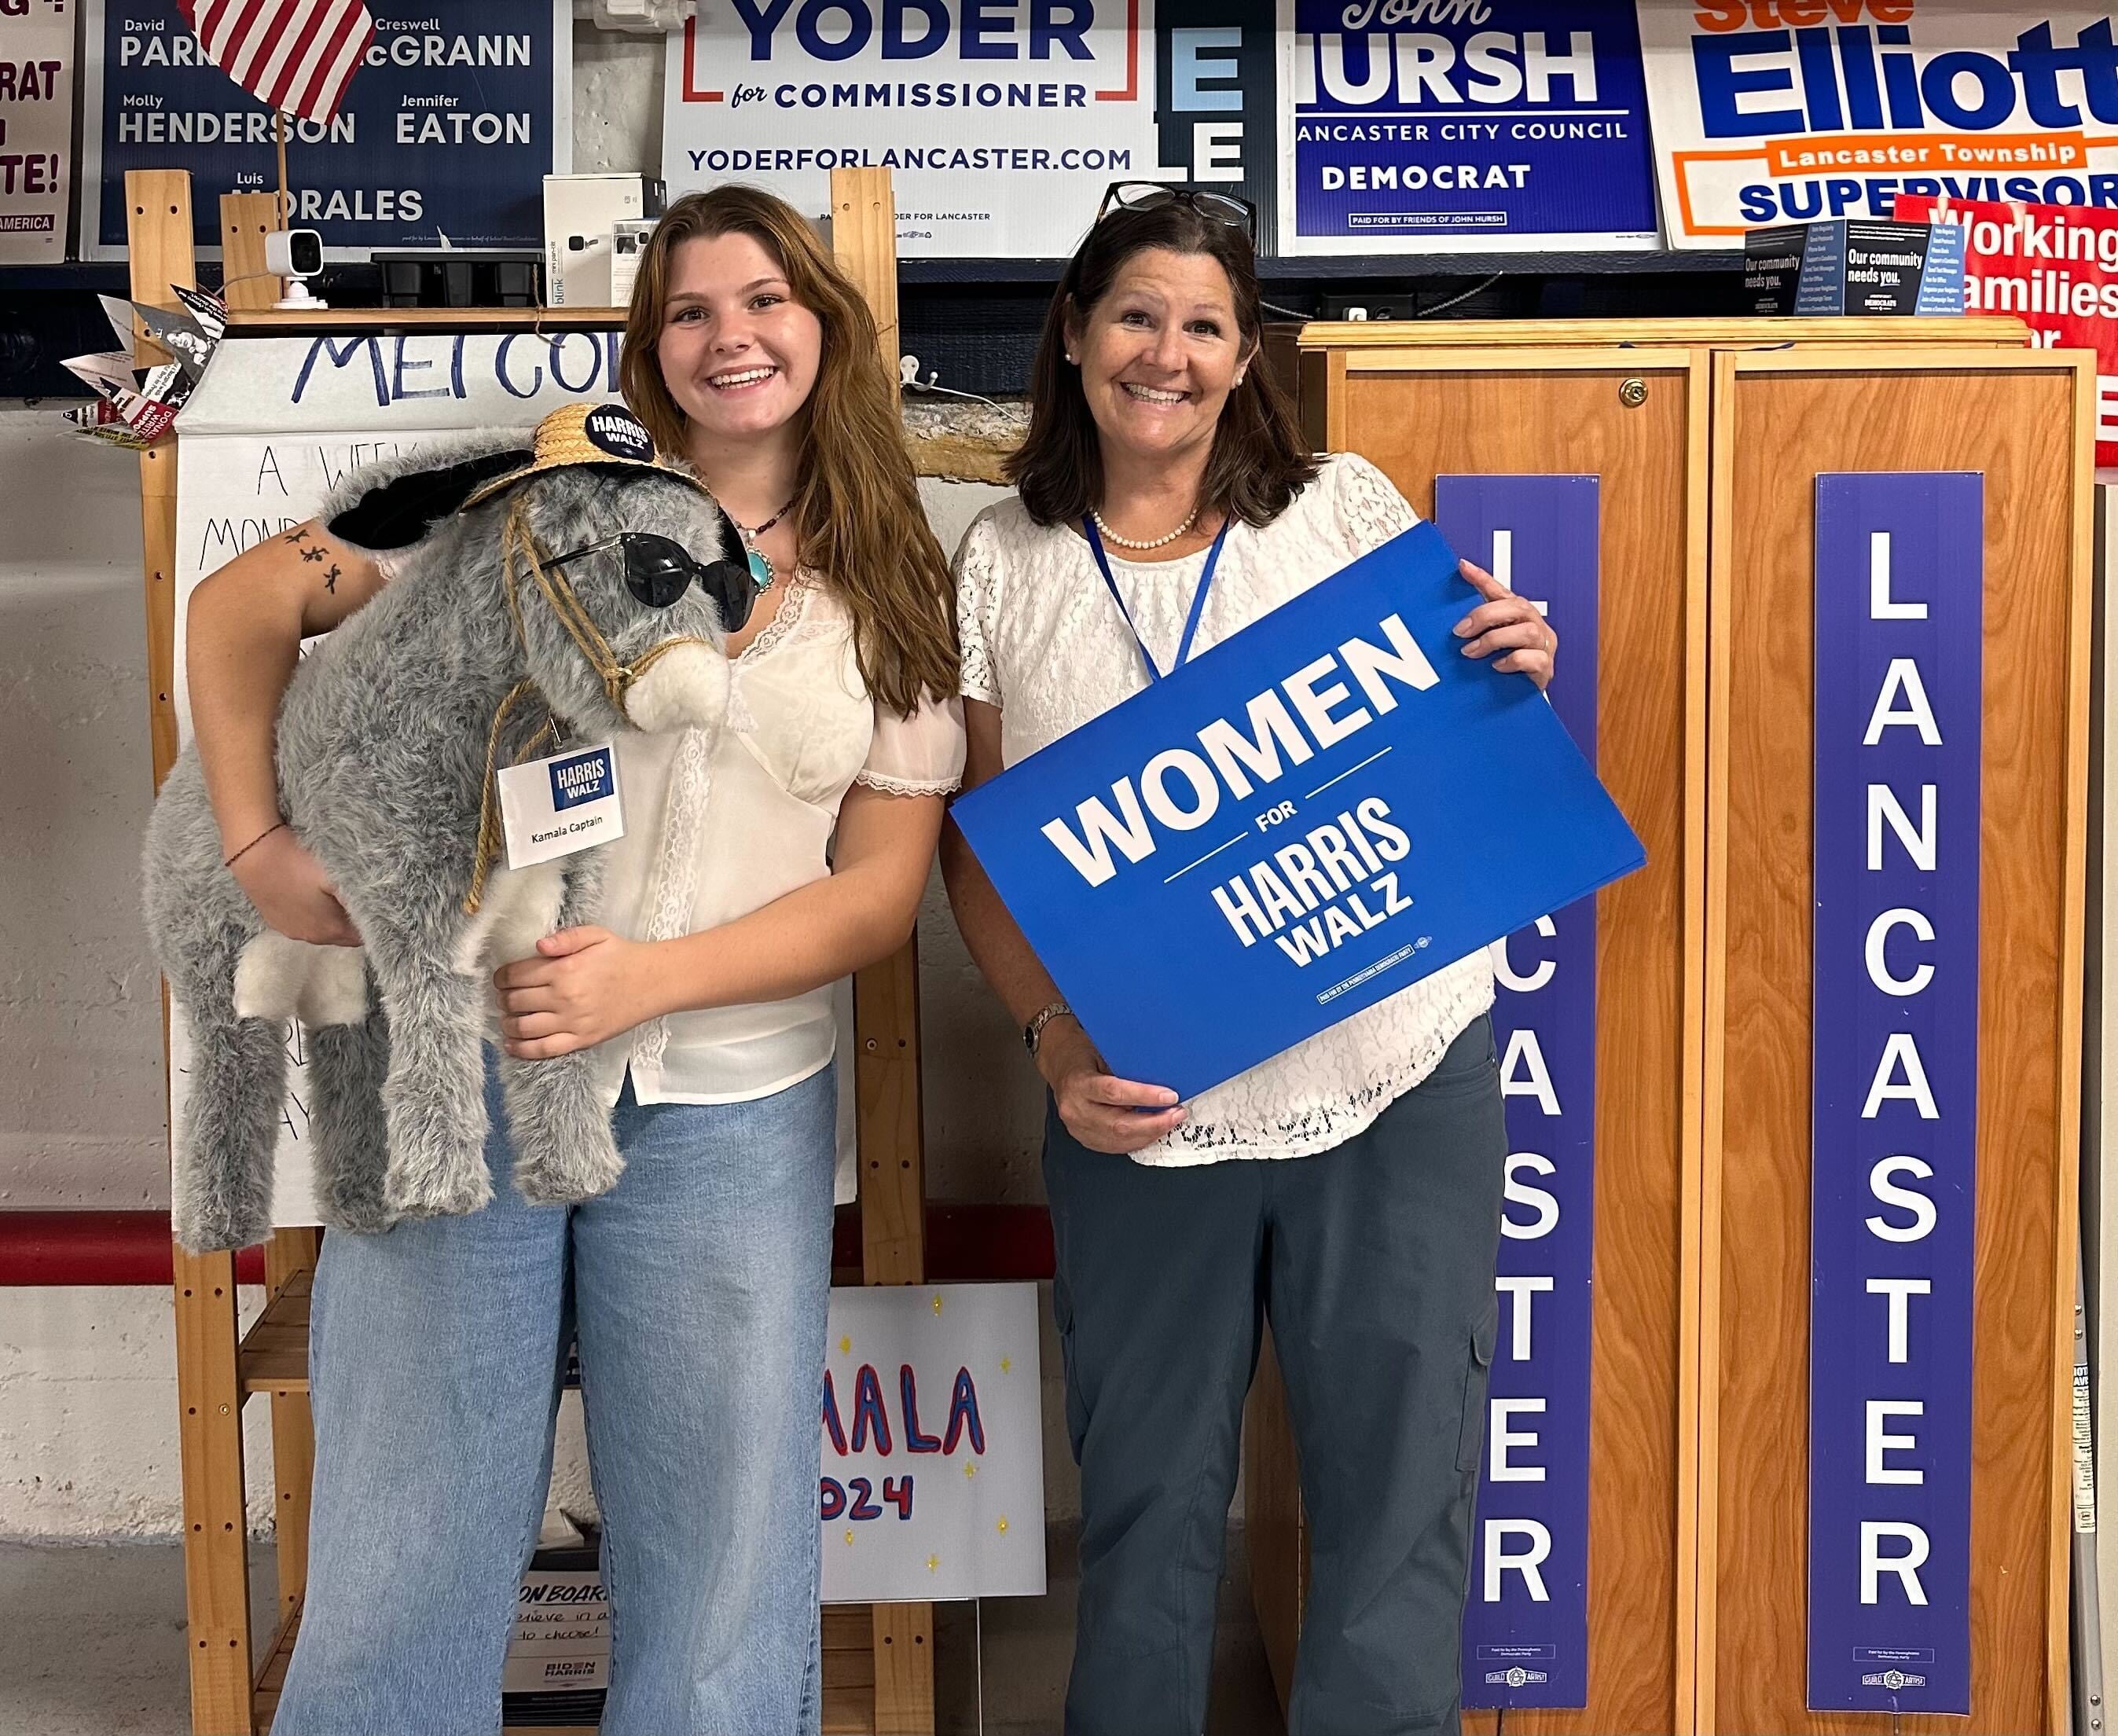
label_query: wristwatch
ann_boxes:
[1023,1001,1074,1057]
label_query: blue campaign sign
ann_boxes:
[79,1,570,260]
[950,520,1645,1103]
[1808,473,1981,1716]
[1439,478,1598,1712]
[1278,0,1657,253]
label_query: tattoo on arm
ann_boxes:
[299,546,325,563]
[283,527,310,545]
[323,564,340,593]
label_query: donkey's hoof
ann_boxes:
[513,1132,624,1207]
[384,1158,494,1220]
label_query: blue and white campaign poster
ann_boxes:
[79,0,571,260]
[1638,5,2118,248]
[1279,0,1658,254]
[951,522,1644,1102]
[1439,479,1598,1709]
[1808,472,1981,1715]
[662,0,1277,259]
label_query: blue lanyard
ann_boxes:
[1081,513,1233,684]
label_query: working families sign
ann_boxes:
[80,0,571,259]
[1808,473,1981,1714]
[1639,3,2118,248]
[1897,193,2118,468]
[663,0,1277,257]
[950,523,1644,1102]
[0,0,72,263]
[1279,0,1657,253]
[820,1283,1046,1603]
[1439,479,1599,1710]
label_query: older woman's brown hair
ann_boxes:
[619,185,957,717]
[1007,196,1319,529]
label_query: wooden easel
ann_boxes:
[145,166,934,1736]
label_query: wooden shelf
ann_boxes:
[237,1268,310,1399]
[1291,314,2030,351]
[223,306,624,335]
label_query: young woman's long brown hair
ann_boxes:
[620,185,956,716]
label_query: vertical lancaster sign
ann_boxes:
[79,0,571,259]
[1281,0,1657,253]
[1440,478,1598,1710]
[1808,472,1981,1716]
[662,0,1275,258]
[1639,4,2118,248]
[0,0,73,263]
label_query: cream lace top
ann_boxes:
[955,453,1495,1165]
[585,570,964,1107]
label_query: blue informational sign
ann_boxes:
[79,0,570,260]
[1278,0,1657,254]
[950,522,1645,1103]
[1439,479,1598,1711]
[1808,473,1981,1716]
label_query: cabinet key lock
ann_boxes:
[1619,377,1649,407]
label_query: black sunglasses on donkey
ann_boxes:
[548,532,760,632]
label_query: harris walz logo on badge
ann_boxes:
[549,747,615,811]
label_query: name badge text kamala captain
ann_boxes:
[497,744,626,869]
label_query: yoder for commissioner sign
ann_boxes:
[79,0,571,260]
[661,0,1279,258]
[1639,2,2118,248]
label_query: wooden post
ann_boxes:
[135,168,255,1736]
[829,165,935,1736]
[219,190,282,314]
[221,191,325,1642]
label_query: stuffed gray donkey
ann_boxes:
[144,402,758,1252]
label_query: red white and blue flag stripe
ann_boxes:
[176,0,374,126]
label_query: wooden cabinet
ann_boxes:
[1248,318,2095,1736]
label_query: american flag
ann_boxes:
[176,0,376,127]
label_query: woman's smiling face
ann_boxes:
[655,230,824,448]
[1066,246,1254,477]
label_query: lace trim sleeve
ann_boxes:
[852,769,963,798]
[953,510,1002,707]
[1330,453,1422,560]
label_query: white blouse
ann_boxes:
[585,570,964,1107]
[954,453,1495,1166]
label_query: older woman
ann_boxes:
[939,184,1555,1736]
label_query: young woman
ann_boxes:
[185,186,963,1736]
[940,185,1555,1736]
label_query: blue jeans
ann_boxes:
[271,1057,837,1736]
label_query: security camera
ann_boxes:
[264,229,324,279]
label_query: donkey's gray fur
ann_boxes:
[144,438,740,1251]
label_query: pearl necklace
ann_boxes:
[1091,502,1200,552]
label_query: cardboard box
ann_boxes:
[1744,218,1966,317]
[545,175,663,308]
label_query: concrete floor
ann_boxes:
[0,1528,1283,1736]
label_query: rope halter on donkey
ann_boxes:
[464,504,718,915]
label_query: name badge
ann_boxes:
[497,743,625,870]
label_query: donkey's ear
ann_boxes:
[323,445,530,554]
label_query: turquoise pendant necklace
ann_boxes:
[732,497,796,593]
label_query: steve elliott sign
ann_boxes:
[950,522,1645,1100]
